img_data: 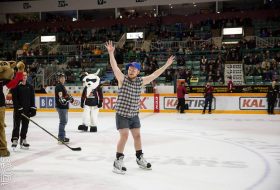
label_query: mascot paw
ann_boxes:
[16,61,25,72]
[0,66,14,80]
[8,61,17,68]
[90,126,97,132]
[0,150,10,157]
[78,125,88,132]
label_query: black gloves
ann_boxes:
[80,102,84,108]
[65,95,74,103]
[18,107,23,115]
[98,101,103,108]
[29,107,37,117]
[17,107,36,117]
[70,96,74,103]
[59,97,67,105]
[66,95,74,103]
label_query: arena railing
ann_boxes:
[17,55,66,65]
[150,40,211,50]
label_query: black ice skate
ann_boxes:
[11,139,18,150]
[136,154,152,170]
[90,126,97,132]
[58,137,70,144]
[20,139,30,150]
[113,156,126,174]
[78,125,88,132]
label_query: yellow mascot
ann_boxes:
[0,61,25,157]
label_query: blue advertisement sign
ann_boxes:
[40,97,55,108]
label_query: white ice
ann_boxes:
[1,111,280,190]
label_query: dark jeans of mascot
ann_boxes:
[267,98,277,114]
[56,108,68,140]
[176,98,185,113]
[203,96,213,113]
[11,111,30,141]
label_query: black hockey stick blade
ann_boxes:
[71,147,82,151]
[21,114,82,151]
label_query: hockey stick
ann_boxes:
[21,114,81,151]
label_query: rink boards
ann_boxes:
[5,93,279,114]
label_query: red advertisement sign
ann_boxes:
[154,94,160,113]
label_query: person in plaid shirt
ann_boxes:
[105,41,175,174]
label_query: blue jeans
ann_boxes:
[203,96,213,112]
[56,108,68,139]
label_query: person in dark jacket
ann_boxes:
[11,72,36,150]
[202,82,214,114]
[266,80,279,114]
[176,81,187,113]
[55,73,74,143]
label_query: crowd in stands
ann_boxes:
[0,7,280,89]
[244,50,280,82]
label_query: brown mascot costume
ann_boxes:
[0,61,25,157]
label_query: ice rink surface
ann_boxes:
[1,111,280,190]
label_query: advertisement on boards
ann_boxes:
[38,95,155,110]
[164,97,216,110]
[239,97,280,110]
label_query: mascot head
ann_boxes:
[83,69,101,96]
[0,61,25,80]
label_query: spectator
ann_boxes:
[266,80,279,115]
[202,82,214,114]
[227,77,234,93]
[165,70,173,83]
[177,56,185,67]
[176,81,187,113]
[253,63,263,76]
[200,55,208,66]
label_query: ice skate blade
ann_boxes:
[20,146,29,150]
[112,168,126,175]
[138,165,152,170]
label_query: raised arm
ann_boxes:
[142,55,175,85]
[105,41,124,83]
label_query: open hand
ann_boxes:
[166,55,175,67]
[105,40,115,53]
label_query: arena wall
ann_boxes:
[6,93,279,114]
[0,0,230,14]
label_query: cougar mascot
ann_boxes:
[0,61,25,157]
